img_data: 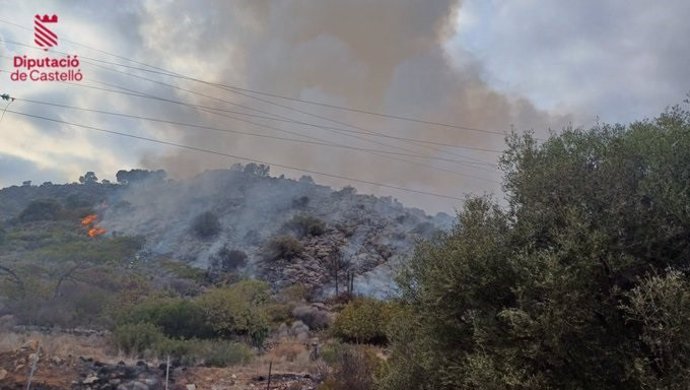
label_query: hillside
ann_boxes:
[0,165,453,297]
[0,164,453,389]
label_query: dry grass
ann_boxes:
[0,330,138,365]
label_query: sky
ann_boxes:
[0,0,688,213]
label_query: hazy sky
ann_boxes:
[0,1,688,212]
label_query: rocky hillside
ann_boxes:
[0,165,453,296]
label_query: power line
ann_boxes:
[15,96,497,173]
[0,40,504,173]
[1,38,506,162]
[0,22,508,136]
[0,25,503,194]
[77,57,504,155]
[3,54,503,166]
[5,109,485,200]
[72,57,503,169]
[45,78,497,170]
[68,80,499,177]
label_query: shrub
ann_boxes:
[18,199,63,222]
[283,214,326,237]
[265,302,294,326]
[120,297,215,339]
[211,246,248,271]
[319,344,380,390]
[204,340,253,367]
[65,193,94,209]
[112,322,164,356]
[264,235,304,261]
[160,259,206,282]
[191,211,221,238]
[332,299,395,345]
[153,338,199,366]
[196,280,270,346]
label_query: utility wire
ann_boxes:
[50,78,497,170]
[0,41,503,178]
[74,56,503,168]
[78,58,504,155]
[0,38,506,162]
[72,80,499,178]
[0,27,503,192]
[0,23,508,136]
[15,96,497,172]
[1,56,500,166]
[5,109,488,199]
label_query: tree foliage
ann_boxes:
[18,199,63,222]
[283,214,326,237]
[78,171,98,185]
[264,234,304,261]
[332,298,396,345]
[196,280,270,346]
[381,107,690,389]
[115,169,167,184]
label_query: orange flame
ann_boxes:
[81,214,106,238]
[88,227,107,238]
[81,214,98,226]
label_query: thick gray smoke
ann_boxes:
[100,168,454,297]
[128,0,570,212]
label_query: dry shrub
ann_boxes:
[255,340,316,374]
[0,330,127,365]
[270,341,307,363]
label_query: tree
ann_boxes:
[78,171,98,184]
[242,163,270,177]
[116,169,167,184]
[324,249,351,296]
[381,106,690,389]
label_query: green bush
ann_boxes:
[264,235,304,261]
[332,299,395,345]
[112,322,164,356]
[18,199,63,222]
[160,259,206,282]
[120,297,215,339]
[153,337,200,365]
[114,329,253,367]
[204,340,253,367]
[196,280,270,346]
[318,344,380,390]
[191,211,221,238]
[283,214,326,237]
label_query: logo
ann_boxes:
[8,13,83,82]
[34,14,59,50]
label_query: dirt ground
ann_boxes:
[0,330,322,389]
